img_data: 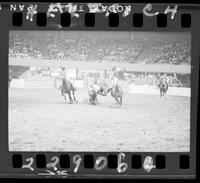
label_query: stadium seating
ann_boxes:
[9,32,191,87]
[9,32,191,65]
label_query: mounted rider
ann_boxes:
[157,72,169,91]
[59,67,76,92]
[59,67,67,88]
[111,66,120,92]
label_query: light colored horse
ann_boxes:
[107,85,123,106]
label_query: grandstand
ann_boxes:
[9,31,191,64]
[9,31,191,90]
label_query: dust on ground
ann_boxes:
[9,88,190,152]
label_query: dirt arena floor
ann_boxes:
[9,88,190,152]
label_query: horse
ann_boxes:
[157,79,168,98]
[107,85,123,106]
[60,78,78,103]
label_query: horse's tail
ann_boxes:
[70,82,76,91]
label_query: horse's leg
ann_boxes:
[92,94,96,105]
[89,95,92,104]
[161,90,165,99]
[117,96,122,106]
[61,90,66,103]
[88,92,92,104]
[164,91,167,100]
[91,93,94,104]
[68,92,73,104]
[95,93,98,104]
[113,95,118,105]
[160,89,162,98]
[89,92,94,104]
[72,89,78,103]
[69,89,73,102]
[92,93,97,105]
[119,95,123,106]
[114,96,120,106]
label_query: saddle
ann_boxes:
[62,79,75,91]
[113,85,119,93]
[62,79,67,89]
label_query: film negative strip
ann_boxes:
[0,1,199,179]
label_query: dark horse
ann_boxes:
[60,79,78,103]
[157,79,168,98]
[107,85,123,106]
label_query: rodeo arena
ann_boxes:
[9,31,191,152]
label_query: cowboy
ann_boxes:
[88,78,107,96]
[59,67,66,87]
[158,72,169,91]
[111,66,120,92]
[87,80,100,105]
[60,67,66,79]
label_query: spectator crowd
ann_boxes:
[143,41,191,64]
[9,32,191,88]
[126,72,190,87]
[9,33,42,59]
[9,32,191,65]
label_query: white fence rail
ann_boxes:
[128,84,190,97]
[9,58,191,73]
[10,79,191,97]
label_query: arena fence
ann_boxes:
[128,84,190,97]
[10,79,191,97]
[9,58,191,74]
